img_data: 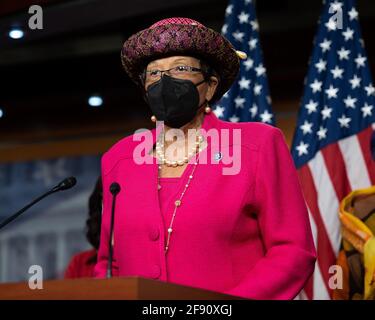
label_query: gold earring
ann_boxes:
[204,106,211,114]
[151,115,157,122]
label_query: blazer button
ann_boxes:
[151,265,161,279]
[149,228,160,241]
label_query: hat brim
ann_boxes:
[121,24,240,103]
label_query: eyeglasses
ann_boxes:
[143,65,203,83]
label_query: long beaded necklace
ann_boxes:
[156,131,204,253]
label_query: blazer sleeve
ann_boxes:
[225,127,317,300]
[94,157,120,278]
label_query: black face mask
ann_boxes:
[146,74,206,128]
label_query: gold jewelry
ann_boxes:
[151,115,157,122]
[158,151,200,253]
[204,106,211,114]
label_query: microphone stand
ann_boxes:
[107,182,121,279]
[0,177,77,231]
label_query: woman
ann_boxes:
[94,17,316,300]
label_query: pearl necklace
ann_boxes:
[155,132,204,167]
[156,131,203,254]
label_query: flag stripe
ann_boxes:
[321,143,352,200]
[303,276,314,300]
[357,126,375,185]
[308,152,342,255]
[313,262,331,300]
[338,134,372,190]
[298,165,336,296]
[308,205,332,301]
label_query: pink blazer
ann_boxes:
[94,112,316,300]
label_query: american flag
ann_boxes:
[291,0,375,300]
[213,0,275,125]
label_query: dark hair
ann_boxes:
[86,177,102,251]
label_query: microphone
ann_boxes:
[0,176,77,231]
[107,182,121,279]
[52,176,77,191]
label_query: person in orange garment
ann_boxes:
[64,177,102,278]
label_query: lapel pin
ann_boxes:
[214,152,222,162]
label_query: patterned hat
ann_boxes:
[121,17,244,103]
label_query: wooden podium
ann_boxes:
[0,276,242,300]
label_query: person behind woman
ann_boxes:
[333,131,375,300]
[64,177,102,278]
[94,17,316,299]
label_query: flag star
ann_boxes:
[229,115,240,122]
[343,95,357,108]
[361,103,373,117]
[330,66,344,79]
[315,59,327,73]
[321,106,333,119]
[221,24,228,35]
[248,38,258,50]
[348,7,358,20]
[245,0,252,4]
[337,47,350,60]
[349,74,361,89]
[317,126,328,140]
[253,83,262,95]
[243,58,254,70]
[234,96,246,108]
[365,84,375,96]
[326,85,339,99]
[213,106,225,118]
[338,114,351,128]
[225,4,233,16]
[310,79,323,93]
[305,100,318,114]
[250,20,259,31]
[342,27,354,41]
[255,63,266,76]
[325,19,337,31]
[238,11,250,24]
[330,1,343,11]
[232,30,245,42]
[249,104,258,117]
[238,77,251,90]
[296,141,309,156]
[320,38,332,52]
[260,110,273,123]
[300,120,313,135]
[355,54,367,68]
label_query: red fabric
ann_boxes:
[64,249,97,279]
